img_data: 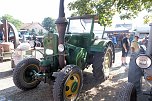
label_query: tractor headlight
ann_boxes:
[45,49,53,55]
[136,54,151,69]
[58,44,64,52]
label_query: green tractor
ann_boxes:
[13,1,115,101]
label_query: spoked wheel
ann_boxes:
[116,82,137,101]
[92,45,113,80]
[53,65,83,101]
[13,58,40,90]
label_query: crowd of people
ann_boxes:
[120,32,142,66]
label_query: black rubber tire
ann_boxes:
[53,65,83,101]
[13,58,40,90]
[116,82,137,101]
[92,45,113,80]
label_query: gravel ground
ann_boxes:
[0,49,150,101]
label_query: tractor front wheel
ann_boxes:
[53,65,83,101]
[13,58,40,90]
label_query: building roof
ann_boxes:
[104,27,129,33]
[20,22,48,33]
[135,25,150,33]
[115,24,132,30]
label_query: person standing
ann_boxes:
[130,34,140,53]
[112,34,117,47]
[121,33,130,66]
[0,29,4,43]
[128,33,143,94]
[141,35,148,47]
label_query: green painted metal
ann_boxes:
[89,39,110,52]
[66,15,112,53]
[37,14,114,78]
[43,32,58,54]
[71,81,78,93]
[65,44,87,69]
[65,33,91,49]
[40,58,52,67]
[39,33,59,72]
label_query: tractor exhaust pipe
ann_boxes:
[56,0,68,68]
[146,23,152,55]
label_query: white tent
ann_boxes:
[136,25,150,33]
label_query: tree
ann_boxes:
[68,0,152,27]
[116,0,152,20]
[96,0,116,31]
[143,14,152,24]
[42,17,56,32]
[68,0,96,16]
[68,0,115,32]
[1,14,22,30]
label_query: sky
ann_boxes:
[0,0,149,27]
[112,10,149,27]
[0,0,73,23]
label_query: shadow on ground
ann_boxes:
[0,70,13,79]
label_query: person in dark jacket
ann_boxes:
[121,33,130,66]
[0,30,4,43]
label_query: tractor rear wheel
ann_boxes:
[116,82,137,101]
[13,58,40,90]
[53,65,83,101]
[92,46,113,80]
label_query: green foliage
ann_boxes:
[68,0,152,27]
[116,0,152,20]
[143,15,152,24]
[42,17,56,32]
[68,0,96,16]
[1,14,22,30]
[96,0,115,27]
[68,0,115,28]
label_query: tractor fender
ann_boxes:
[90,39,115,63]
[90,39,114,52]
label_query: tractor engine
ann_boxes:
[39,32,59,72]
